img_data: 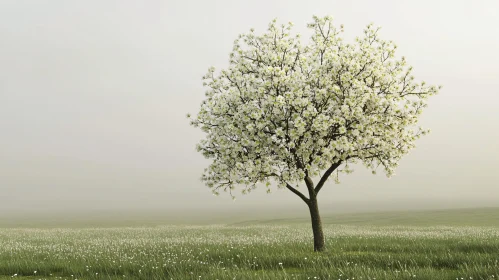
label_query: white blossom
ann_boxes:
[190,16,440,197]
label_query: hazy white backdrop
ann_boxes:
[1,0,498,222]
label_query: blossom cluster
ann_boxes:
[190,16,440,197]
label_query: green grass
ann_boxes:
[1,208,498,280]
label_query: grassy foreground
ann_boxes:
[1,208,498,280]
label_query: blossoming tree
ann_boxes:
[189,16,440,252]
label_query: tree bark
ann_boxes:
[308,196,325,252]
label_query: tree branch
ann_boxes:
[314,162,342,194]
[286,183,310,204]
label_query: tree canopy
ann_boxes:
[189,16,440,201]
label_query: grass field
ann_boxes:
[1,208,498,280]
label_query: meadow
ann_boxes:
[1,208,498,280]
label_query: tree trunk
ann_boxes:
[308,197,325,252]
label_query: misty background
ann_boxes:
[1,0,498,223]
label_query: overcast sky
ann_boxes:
[1,0,498,219]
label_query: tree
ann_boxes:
[189,15,440,252]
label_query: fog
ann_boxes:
[1,0,498,222]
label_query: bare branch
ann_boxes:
[314,162,342,194]
[286,183,310,204]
